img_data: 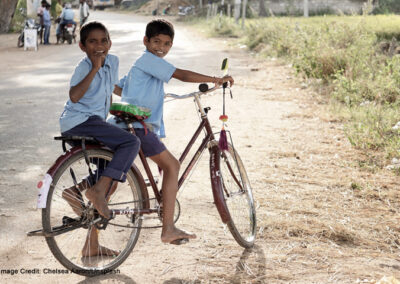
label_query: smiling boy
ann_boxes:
[107,19,234,245]
[60,21,140,256]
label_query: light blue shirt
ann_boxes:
[60,54,119,133]
[107,50,176,138]
[61,8,74,21]
[43,9,51,26]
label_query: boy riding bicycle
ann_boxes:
[107,19,234,245]
[60,22,140,256]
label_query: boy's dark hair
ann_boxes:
[145,19,174,41]
[80,21,110,45]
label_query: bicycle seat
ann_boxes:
[109,102,151,124]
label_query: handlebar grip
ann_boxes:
[199,83,209,93]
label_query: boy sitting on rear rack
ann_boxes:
[107,19,234,245]
[60,22,140,256]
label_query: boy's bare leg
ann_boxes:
[85,176,112,219]
[82,226,120,257]
[150,150,197,244]
[82,181,119,257]
[62,179,90,216]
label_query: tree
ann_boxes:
[0,0,19,33]
[259,0,267,16]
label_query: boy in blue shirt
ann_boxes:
[108,19,234,244]
[60,22,140,257]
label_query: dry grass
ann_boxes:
[191,50,400,283]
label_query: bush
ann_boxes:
[10,0,27,33]
[198,14,400,168]
[373,0,400,14]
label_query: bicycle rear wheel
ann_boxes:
[210,143,256,248]
[43,148,143,276]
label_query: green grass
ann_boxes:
[194,14,400,169]
[10,0,27,33]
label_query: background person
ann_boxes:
[43,3,51,45]
[37,0,47,44]
[56,3,76,43]
[79,0,90,28]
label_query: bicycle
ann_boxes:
[28,81,257,276]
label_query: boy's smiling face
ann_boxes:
[79,29,111,65]
[144,34,173,58]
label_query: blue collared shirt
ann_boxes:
[61,8,74,21]
[60,54,119,133]
[107,50,176,138]
[43,9,51,26]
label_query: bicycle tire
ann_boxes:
[17,33,24,47]
[43,148,143,276]
[210,143,256,248]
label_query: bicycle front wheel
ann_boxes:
[43,148,143,276]
[210,143,256,248]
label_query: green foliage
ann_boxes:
[373,0,400,14]
[10,0,27,32]
[198,14,400,167]
[207,17,240,38]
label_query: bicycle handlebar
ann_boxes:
[165,84,221,100]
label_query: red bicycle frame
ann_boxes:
[129,93,217,205]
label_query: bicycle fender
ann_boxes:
[209,145,230,223]
[36,145,90,209]
[37,145,150,209]
[37,173,52,208]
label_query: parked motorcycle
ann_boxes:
[17,8,42,48]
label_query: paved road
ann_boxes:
[0,10,236,283]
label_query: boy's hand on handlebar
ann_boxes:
[214,75,234,87]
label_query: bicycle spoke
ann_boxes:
[43,149,143,276]
[211,144,256,248]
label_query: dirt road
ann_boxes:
[0,10,399,284]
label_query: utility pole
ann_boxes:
[259,0,267,17]
[304,0,309,17]
[234,0,241,24]
[241,0,247,28]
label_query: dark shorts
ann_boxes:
[133,128,166,157]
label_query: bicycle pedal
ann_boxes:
[62,216,80,225]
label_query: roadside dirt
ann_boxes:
[0,14,400,283]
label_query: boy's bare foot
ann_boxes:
[62,186,84,216]
[85,186,111,219]
[161,226,197,244]
[81,225,119,258]
[81,245,120,258]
